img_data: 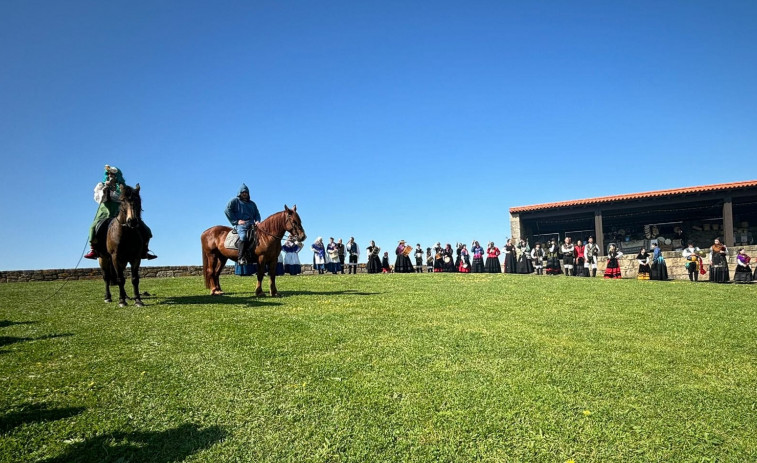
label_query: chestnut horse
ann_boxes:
[95,184,145,307]
[201,205,306,296]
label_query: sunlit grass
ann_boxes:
[1,274,756,462]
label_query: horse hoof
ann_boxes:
[271,293,281,298]
[135,300,145,307]
[104,298,112,303]
[211,290,224,296]
[119,301,127,307]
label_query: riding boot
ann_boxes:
[142,243,158,260]
[237,240,248,265]
[84,245,98,259]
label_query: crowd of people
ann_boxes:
[279,235,756,283]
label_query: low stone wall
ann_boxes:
[2,247,755,282]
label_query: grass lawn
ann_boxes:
[1,273,756,462]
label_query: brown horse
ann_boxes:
[95,184,145,307]
[201,205,306,297]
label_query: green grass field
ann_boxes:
[1,273,755,462]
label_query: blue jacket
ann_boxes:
[225,183,261,225]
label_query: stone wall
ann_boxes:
[3,246,755,282]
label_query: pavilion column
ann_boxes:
[594,209,604,255]
[723,196,734,247]
[510,213,522,241]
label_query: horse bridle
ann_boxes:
[256,212,301,241]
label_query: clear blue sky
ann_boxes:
[2,1,756,270]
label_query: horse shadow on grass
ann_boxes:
[0,403,85,433]
[283,289,381,296]
[0,333,74,353]
[0,320,37,328]
[157,294,284,308]
[39,422,227,463]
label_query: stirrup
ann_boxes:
[143,251,158,260]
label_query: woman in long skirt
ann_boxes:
[516,239,534,274]
[394,240,414,273]
[650,242,668,281]
[544,239,562,275]
[442,243,457,272]
[433,242,444,272]
[503,238,517,274]
[282,237,303,275]
[366,240,382,274]
[734,248,753,283]
[471,240,485,273]
[636,248,650,280]
[603,244,623,279]
[311,237,326,274]
[458,244,471,273]
[485,242,501,273]
[708,238,730,283]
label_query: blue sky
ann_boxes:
[1,1,756,270]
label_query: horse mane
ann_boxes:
[257,210,287,235]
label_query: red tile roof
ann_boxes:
[509,180,757,214]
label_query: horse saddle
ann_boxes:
[224,227,259,251]
[95,218,113,236]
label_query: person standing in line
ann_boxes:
[708,238,730,283]
[502,238,517,274]
[442,243,457,272]
[282,237,303,275]
[544,239,562,275]
[337,238,346,274]
[485,241,501,273]
[311,237,326,274]
[381,251,391,273]
[366,240,382,274]
[516,238,533,274]
[531,242,545,275]
[433,242,444,272]
[426,247,434,272]
[574,239,586,277]
[636,248,651,280]
[414,243,424,273]
[734,248,753,283]
[603,243,623,279]
[326,237,341,274]
[560,237,575,276]
[346,237,360,274]
[682,242,703,282]
[650,242,669,281]
[393,240,414,273]
[471,240,485,273]
[584,236,599,277]
[458,244,471,273]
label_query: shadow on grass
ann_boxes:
[0,403,85,433]
[0,333,73,348]
[158,294,283,307]
[0,320,37,328]
[283,289,381,296]
[40,423,227,463]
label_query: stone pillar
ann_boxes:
[723,196,734,247]
[594,209,604,256]
[510,213,522,241]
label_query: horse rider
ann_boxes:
[84,165,157,260]
[224,183,261,265]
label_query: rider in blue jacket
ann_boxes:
[225,183,261,265]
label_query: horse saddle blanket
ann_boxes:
[224,230,240,250]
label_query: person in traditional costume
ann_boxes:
[394,240,414,273]
[530,243,545,275]
[485,241,501,273]
[275,252,285,276]
[282,237,303,275]
[223,182,260,265]
[311,237,326,274]
[584,236,599,277]
[454,243,463,270]
[442,243,457,272]
[426,247,434,272]
[503,238,517,274]
[636,248,651,280]
[414,244,424,273]
[734,248,753,284]
[433,242,444,273]
[381,251,391,273]
[650,242,669,281]
[708,238,730,283]
[471,240,485,273]
[346,237,360,274]
[366,240,382,274]
[560,237,575,276]
[516,239,533,274]
[544,239,562,275]
[326,237,341,274]
[682,242,704,282]
[84,165,157,260]
[603,243,623,279]
[337,238,346,274]
[574,239,586,277]
[458,244,471,273]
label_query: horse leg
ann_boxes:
[131,262,144,307]
[212,253,226,295]
[268,262,279,297]
[114,260,128,307]
[255,267,265,297]
[102,260,112,303]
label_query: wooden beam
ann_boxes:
[594,209,604,256]
[723,196,734,247]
